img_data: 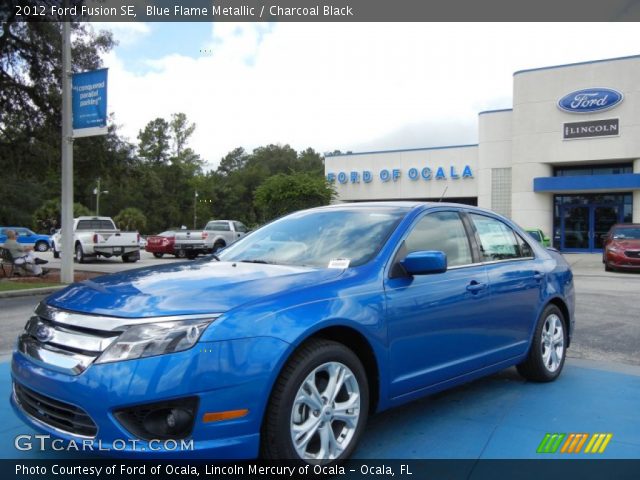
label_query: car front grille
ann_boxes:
[13,382,98,437]
[624,250,640,259]
[17,306,123,376]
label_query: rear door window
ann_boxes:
[470,214,526,261]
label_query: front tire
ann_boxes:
[153,252,164,259]
[52,243,60,259]
[261,339,369,463]
[517,304,567,382]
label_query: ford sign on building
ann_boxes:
[557,88,624,113]
[326,54,640,253]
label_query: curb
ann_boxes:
[0,285,66,299]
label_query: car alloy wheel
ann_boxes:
[290,361,361,461]
[517,304,567,382]
[540,313,564,373]
[35,241,48,252]
[261,338,368,463]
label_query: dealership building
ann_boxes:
[325,55,640,252]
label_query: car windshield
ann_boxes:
[612,228,640,240]
[527,230,542,241]
[218,207,408,268]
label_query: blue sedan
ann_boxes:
[10,203,574,462]
[0,226,51,252]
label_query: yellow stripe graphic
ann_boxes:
[584,434,598,453]
[598,433,613,453]
[591,434,606,453]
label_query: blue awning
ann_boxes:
[533,173,640,192]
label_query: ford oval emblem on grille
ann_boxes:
[35,324,54,343]
[558,88,623,114]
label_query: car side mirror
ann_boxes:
[401,251,447,275]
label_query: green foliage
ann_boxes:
[254,173,335,223]
[32,199,91,233]
[114,207,147,232]
[0,13,328,233]
[0,16,115,227]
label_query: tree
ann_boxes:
[32,199,91,233]
[170,113,196,157]
[254,172,335,223]
[0,13,115,225]
[217,147,248,176]
[137,118,171,164]
[114,207,147,232]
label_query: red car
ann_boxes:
[145,231,184,258]
[602,224,640,272]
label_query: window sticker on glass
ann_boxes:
[328,258,351,269]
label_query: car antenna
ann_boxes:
[438,186,448,202]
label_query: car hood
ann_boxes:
[611,239,640,249]
[46,260,344,318]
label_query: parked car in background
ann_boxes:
[51,216,140,263]
[0,227,51,252]
[138,236,147,249]
[145,231,181,258]
[11,203,574,463]
[173,220,248,259]
[525,228,551,248]
[602,223,640,272]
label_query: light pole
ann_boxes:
[193,190,199,229]
[60,0,73,284]
[93,178,109,216]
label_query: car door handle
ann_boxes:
[466,281,487,293]
[533,272,544,281]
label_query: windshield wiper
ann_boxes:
[239,259,274,264]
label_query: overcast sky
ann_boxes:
[98,22,640,169]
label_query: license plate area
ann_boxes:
[113,247,123,254]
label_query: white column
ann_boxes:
[634,159,640,223]
[510,162,554,237]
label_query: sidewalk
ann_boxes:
[2,358,639,459]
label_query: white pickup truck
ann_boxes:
[51,216,140,263]
[173,220,248,259]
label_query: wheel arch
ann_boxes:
[264,324,381,419]
[546,297,572,348]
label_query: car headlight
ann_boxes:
[96,318,213,364]
[608,245,621,253]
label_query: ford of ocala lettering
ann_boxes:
[10,202,575,463]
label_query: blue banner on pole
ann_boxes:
[72,68,108,137]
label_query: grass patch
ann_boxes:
[0,281,63,292]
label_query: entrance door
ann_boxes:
[561,204,621,252]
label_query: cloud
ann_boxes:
[102,22,640,169]
[93,22,151,46]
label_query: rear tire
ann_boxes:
[213,241,226,252]
[122,252,139,263]
[52,243,60,259]
[153,253,164,259]
[517,304,567,382]
[175,250,186,259]
[261,339,369,463]
[186,252,198,260]
[35,241,49,252]
[74,243,85,263]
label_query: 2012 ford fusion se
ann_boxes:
[11,202,574,462]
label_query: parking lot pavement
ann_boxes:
[31,249,186,274]
[1,358,639,459]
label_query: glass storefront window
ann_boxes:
[554,164,632,176]
[553,193,633,251]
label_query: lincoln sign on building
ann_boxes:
[325,54,640,253]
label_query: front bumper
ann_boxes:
[10,336,289,459]
[605,250,640,270]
